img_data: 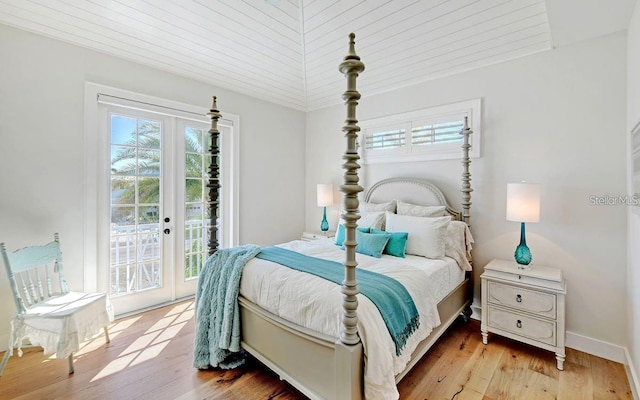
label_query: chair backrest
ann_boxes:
[1,233,70,314]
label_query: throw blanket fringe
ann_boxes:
[256,246,420,355]
[193,244,262,369]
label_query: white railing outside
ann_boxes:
[185,219,210,280]
[110,223,160,296]
[109,220,211,296]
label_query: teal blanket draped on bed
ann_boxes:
[256,246,420,355]
[193,244,262,369]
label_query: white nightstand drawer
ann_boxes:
[487,307,556,346]
[488,281,556,319]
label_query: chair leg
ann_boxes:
[68,354,74,375]
[0,349,11,377]
[64,326,108,376]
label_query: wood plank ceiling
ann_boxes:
[0,0,552,110]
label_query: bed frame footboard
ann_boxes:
[238,296,364,400]
[238,275,470,400]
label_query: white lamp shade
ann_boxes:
[506,183,541,223]
[317,184,334,207]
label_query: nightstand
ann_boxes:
[301,231,335,242]
[481,259,566,370]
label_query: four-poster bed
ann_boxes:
[200,33,474,400]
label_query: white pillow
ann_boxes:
[385,212,449,258]
[360,200,396,213]
[445,220,474,271]
[340,211,385,230]
[397,200,447,217]
[359,211,385,230]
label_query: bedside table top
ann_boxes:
[303,230,335,237]
[484,259,563,283]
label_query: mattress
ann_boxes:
[239,239,465,400]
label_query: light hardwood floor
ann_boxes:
[0,300,633,400]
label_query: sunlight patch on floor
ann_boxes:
[91,352,139,381]
[110,316,143,333]
[121,330,162,356]
[129,341,170,367]
[145,314,180,334]
[153,321,188,344]
[89,301,194,382]
[73,316,142,357]
[173,308,195,324]
[164,301,191,316]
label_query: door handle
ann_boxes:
[164,228,171,235]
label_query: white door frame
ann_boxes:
[83,82,239,314]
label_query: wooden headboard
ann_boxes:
[364,177,462,221]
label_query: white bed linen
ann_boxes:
[239,239,464,400]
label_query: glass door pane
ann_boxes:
[109,114,162,296]
[184,125,214,281]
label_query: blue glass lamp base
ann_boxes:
[514,222,532,268]
[515,245,532,267]
[320,207,329,232]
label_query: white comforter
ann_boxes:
[240,239,460,400]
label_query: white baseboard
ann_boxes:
[470,302,482,321]
[566,330,626,363]
[626,348,640,400]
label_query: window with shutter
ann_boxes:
[361,98,481,164]
[411,120,464,146]
[366,127,406,149]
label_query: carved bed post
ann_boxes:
[460,116,474,320]
[460,116,473,227]
[334,32,365,400]
[207,96,222,256]
[338,33,365,347]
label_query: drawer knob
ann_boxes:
[516,294,522,303]
[516,320,522,329]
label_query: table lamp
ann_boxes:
[506,182,540,267]
[316,184,334,231]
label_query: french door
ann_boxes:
[100,105,213,315]
[175,119,218,299]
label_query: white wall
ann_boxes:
[627,0,640,391]
[306,32,628,350]
[0,24,306,343]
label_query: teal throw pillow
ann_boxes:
[371,228,409,258]
[354,229,391,258]
[335,224,370,246]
